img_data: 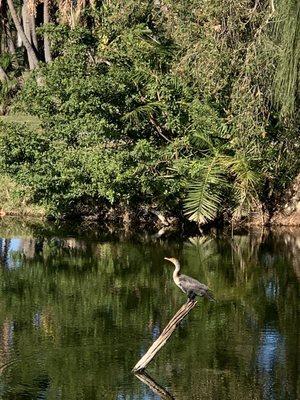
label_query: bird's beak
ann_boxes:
[164,257,171,262]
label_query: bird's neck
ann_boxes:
[173,261,181,279]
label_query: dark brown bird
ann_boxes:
[164,257,214,301]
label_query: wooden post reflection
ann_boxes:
[135,371,175,400]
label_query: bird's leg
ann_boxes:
[187,291,196,301]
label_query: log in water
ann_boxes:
[132,299,197,372]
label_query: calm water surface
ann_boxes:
[0,220,299,399]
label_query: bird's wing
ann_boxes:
[179,274,213,299]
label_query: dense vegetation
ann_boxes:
[0,0,299,225]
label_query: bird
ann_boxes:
[164,257,214,301]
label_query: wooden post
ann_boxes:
[135,371,175,400]
[132,299,197,372]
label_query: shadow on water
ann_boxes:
[0,219,299,399]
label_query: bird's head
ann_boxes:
[164,257,180,269]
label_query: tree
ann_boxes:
[0,66,8,82]
[6,0,39,69]
[43,0,52,63]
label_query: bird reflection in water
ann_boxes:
[135,371,175,400]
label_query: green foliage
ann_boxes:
[273,0,300,118]
[0,174,45,215]
[184,152,261,223]
[184,157,224,224]
[0,0,298,223]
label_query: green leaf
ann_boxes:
[184,157,225,224]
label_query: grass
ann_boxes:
[0,113,41,130]
[0,174,45,217]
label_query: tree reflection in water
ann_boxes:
[0,222,298,400]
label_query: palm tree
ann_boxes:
[184,153,261,225]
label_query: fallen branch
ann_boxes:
[132,299,197,372]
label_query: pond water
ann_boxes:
[0,220,299,400]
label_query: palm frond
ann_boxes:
[184,157,225,224]
[187,236,214,248]
[222,153,261,218]
[189,128,214,151]
[122,101,165,124]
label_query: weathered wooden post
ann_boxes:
[132,299,197,372]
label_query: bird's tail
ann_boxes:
[205,290,216,302]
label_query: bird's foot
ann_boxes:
[187,296,196,304]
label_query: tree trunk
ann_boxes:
[30,12,38,51]
[6,25,16,54]
[1,4,17,59]
[6,0,39,69]
[1,33,6,54]
[22,0,38,54]
[0,66,9,82]
[22,1,32,45]
[17,31,22,47]
[43,0,52,62]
